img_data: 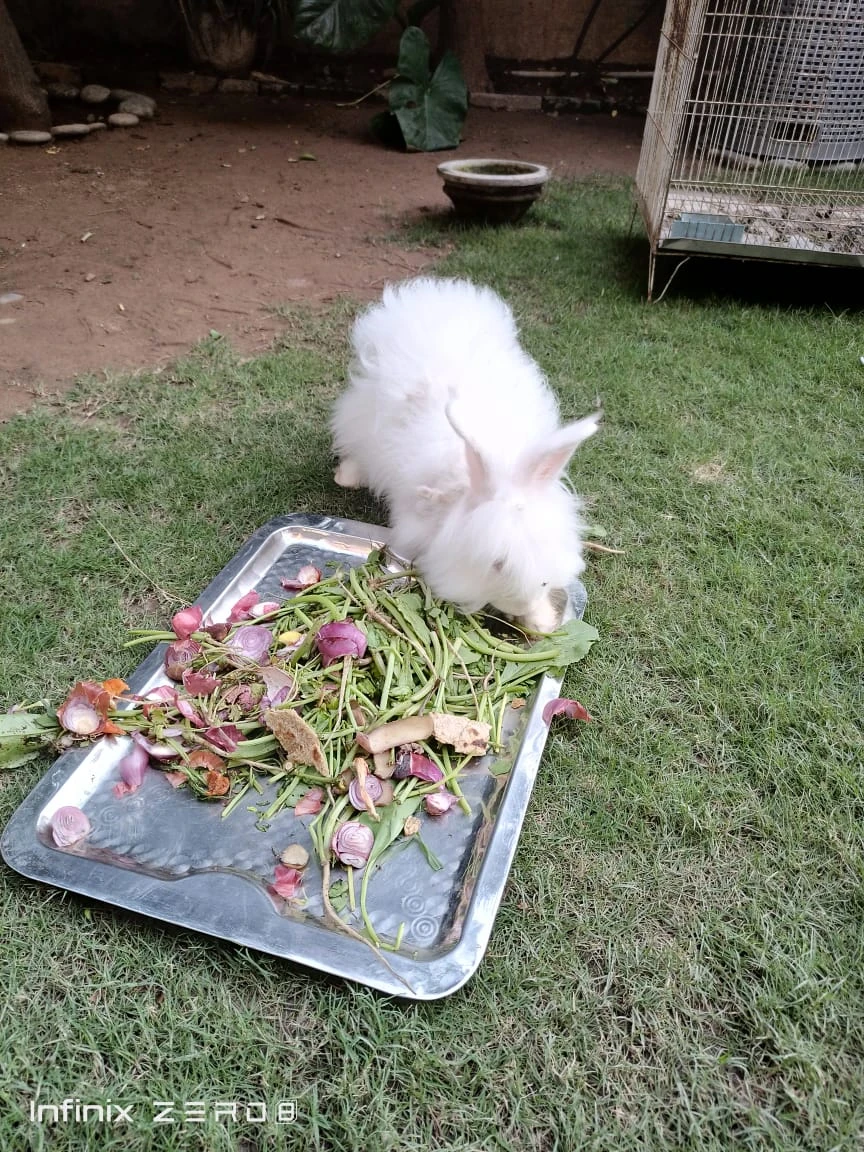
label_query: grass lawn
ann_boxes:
[1,180,863,1151]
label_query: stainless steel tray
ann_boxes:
[1,513,586,1000]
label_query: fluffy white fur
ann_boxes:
[331,277,599,632]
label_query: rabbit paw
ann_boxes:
[334,458,363,488]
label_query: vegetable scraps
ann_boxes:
[3,551,597,954]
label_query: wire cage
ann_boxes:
[636,0,864,296]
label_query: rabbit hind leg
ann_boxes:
[334,458,364,488]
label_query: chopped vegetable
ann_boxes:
[227,625,273,664]
[12,551,598,955]
[315,620,367,666]
[171,605,203,640]
[228,590,259,623]
[50,806,91,847]
[393,750,443,785]
[279,844,309,868]
[331,821,374,868]
[356,715,434,755]
[271,864,303,899]
[295,787,324,817]
[542,697,593,725]
[182,669,219,695]
[348,771,384,814]
[425,790,458,816]
[281,565,321,591]
[117,743,149,791]
[164,639,202,682]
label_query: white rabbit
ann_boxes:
[331,277,600,633]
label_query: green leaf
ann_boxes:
[526,618,600,670]
[358,794,422,871]
[293,0,399,52]
[0,710,59,770]
[386,27,467,152]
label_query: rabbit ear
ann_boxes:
[520,412,601,486]
[446,403,492,499]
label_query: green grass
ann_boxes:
[1,179,863,1151]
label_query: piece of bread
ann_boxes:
[264,707,327,773]
[430,713,490,756]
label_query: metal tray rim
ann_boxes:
[1,513,580,1000]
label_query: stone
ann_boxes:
[0,292,23,305]
[46,82,80,100]
[108,112,139,127]
[218,77,258,95]
[469,92,542,111]
[0,133,7,143]
[88,121,107,132]
[160,71,217,94]
[117,96,156,119]
[35,62,82,86]
[8,130,53,145]
[80,84,111,105]
[51,123,91,138]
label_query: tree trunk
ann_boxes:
[184,10,258,77]
[438,0,491,95]
[0,0,51,132]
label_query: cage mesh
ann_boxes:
[636,0,864,267]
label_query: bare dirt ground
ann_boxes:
[0,93,643,418]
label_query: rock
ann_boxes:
[470,92,542,111]
[8,130,53,145]
[108,112,140,127]
[160,71,217,94]
[0,292,23,305]
[81,84,111,105]
[88,121,107,132]
[46,82,80,100]
[0,133,7,143]
[218,77,259,95]
[35,62,82,86]
[117,96,156,119]
[51,123,91,139]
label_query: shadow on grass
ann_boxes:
[611,235,864,313]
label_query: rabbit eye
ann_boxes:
[492,559,505,573]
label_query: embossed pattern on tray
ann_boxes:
[1,514,585,999]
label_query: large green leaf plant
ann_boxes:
[293,0,468,151]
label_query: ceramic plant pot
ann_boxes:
[436,158,551,223]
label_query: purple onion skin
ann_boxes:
[330,821,374,869]
[347,775,384,811]
[51,806,91,847]
[227,625,273,665]
[132,731,180,761]
[118,743,150,789]
[425,791,457,816]
[182,669,219,695]
[315,620,367,667]
[164,638,202,682]
[171,605,203,641]
[393,751,443,784]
